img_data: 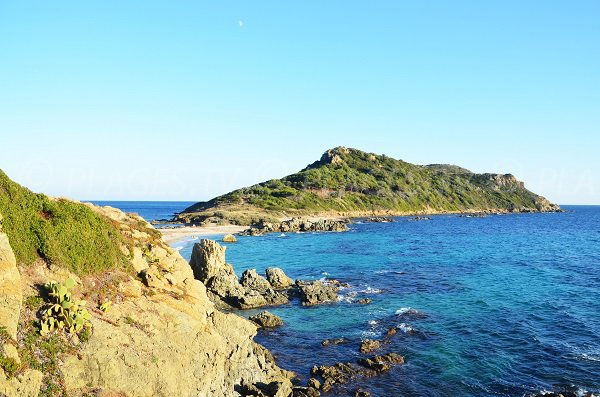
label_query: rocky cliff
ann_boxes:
[0,170,292,397]
[177,147,561,225]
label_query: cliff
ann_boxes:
[177,147,561,225]
[0,170,292,397]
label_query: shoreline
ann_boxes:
[158,225,246,244]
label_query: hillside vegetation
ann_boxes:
[0,170,131,275]
[177,147,560,225]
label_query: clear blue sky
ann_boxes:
[1,1,599,204]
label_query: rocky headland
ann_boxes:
[176,147,562,227]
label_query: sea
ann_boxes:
[92,202,600,397]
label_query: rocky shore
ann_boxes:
[189,239,341,310]
[239,218,349,236]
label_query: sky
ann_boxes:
[1,1,599,204]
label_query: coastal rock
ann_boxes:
[240,218,349,236]
[249,311,283,328]
[0,224,21,340]
[189,240,290,309]
[357,352,404,372]
[292,386,321,397]
[359,339,381,354]
[356,298,372,305]
[366,217,394,223]
[222,234,237,243]
[311,352,405,393]
[265,267,294,289]
[241,269,272,292]
[321,337,348,347]
[297,280,338,306]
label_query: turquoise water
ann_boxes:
[110,202,600,396]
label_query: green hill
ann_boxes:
[177,147,560,225]
[0,170,131,275]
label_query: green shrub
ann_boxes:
[0,170,130,275]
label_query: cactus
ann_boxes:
[40,277,92,336]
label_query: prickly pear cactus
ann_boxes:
[40,277,92,335]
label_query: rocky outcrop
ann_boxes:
[0,219,21,340]
[311,353,404,393]
[5,204,293,397]
[190,240,341,310]
[190,240,289,310]
[359,339,381,354]
[240,218,349,236]
[250,311,283,328]
[266,267,294,289]
[297,280,339,306]
[223,234,238,243]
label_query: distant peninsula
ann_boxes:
[176,147,561,226]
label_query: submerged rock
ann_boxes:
[321,337,348,347]
[250,311,283,328]
[359,339,381,354]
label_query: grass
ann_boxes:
[0,169,131,276]
[178,147,553,224]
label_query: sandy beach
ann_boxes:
[159,225,247,244]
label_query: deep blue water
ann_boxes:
[88,201,194,223]
[106,202,600,396]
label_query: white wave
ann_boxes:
[280,233,286,237]
[368,320,379,326]
[395,307,419,316]
[174,246,184,251]
[398,323,414,333]
[360,287,384,294]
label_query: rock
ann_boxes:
[321,338,348,347]
[240,218,349,236]
[357,352,404,372]
[359,339,381,354]
[140,265,166,289]
[385,327,397,338]
[265,267,294,289]
[297,280,338,306]
[354,388,371,397]
[241,269,272,292]
[0,226,21,340]
[190,239,227,281]
[308,378,321,390]
[311,362,367,392]
[356,298,372,305]
[292,386,321,397]
[222,234,237,243]
[311,353,405,393]
[190,240,246,303]
[366,217,394,223]
[249,311,283,328]
[0,368,44,397]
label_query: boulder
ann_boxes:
[249,311,283,328]
[297,280,338,306]
[357,353,404,372]
[265,267,294,289]
[359,339,381,354]
[222,234,237,243]
[240,269,272,292]
[321,338,348,347]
